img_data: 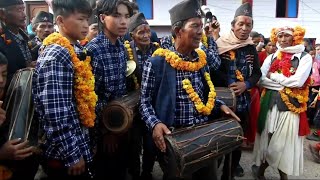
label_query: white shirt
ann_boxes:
[259,51,312,91]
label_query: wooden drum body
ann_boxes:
[102,90,140,134]
[164,118,244,178]
[215,87,237,111]
[4,68,38,146]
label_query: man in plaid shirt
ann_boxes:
[139,0,239,179]
[32,0,94,179]
[85,0,133,179]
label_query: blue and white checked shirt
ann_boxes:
[160,35,221,71]
[32,44,93,167]
[140,47,223,129]
[227,50,250,112]
[85,32,127,124]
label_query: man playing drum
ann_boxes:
[139,0,240,179]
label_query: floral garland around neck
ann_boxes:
[201,33,208,48]
[182,72,216,115]
[0,27,12,45]
[227,50,244,82]
[152,48,207,71]
[269,51,310,113]
[43,32,98,127]
[153,48,216,115]
[124,40,139,89]
[79,37,89,46]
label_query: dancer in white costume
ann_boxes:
[252,23,312,179]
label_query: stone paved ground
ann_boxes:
[35,139,320,180]
[150,139,320,180]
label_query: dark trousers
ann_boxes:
[128,118,157,178]
[94,134,129,180]
[222,111,248,178]
[5,154,39,180]
[42,159,93,180]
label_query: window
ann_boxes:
[135,0,153,19]
[276,0,299,18]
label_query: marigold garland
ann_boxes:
[235,70,244,81]
[0,165,12,180]
[153,48,216,115]
[201,33,208,48]
[270,25,305,46]
[0,27,12,45]
[152,48,207,71]
[269,51,310,114]
[124,40,139,89]
[182,72,216,115]
[229,50,236,60]
[79,37,89,46]
[43,32,97,127]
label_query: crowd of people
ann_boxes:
[0,0,319,180]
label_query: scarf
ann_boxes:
[275,43,305,54]
[216,30,254,54]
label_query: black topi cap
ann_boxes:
[169,0,202,25]
[32,11,54,25]
[234,2,252,18]
[0,0,23,8]
[128,12,149,32]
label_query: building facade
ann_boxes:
[134,0,320,38]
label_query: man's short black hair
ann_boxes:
[97,0,133,17]
[130,1,139,12]
[52,0,92,18]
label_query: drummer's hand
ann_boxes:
[68,157,85,176]
[220,105,240,122]
[153,123,171,153]
[0,101,5,126]
[0,139,33,160]
[229,82,247,96]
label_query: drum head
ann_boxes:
[102,103,132,134]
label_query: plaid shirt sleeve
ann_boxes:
[35,46,86,166]
[202,37,221,71]
[139,60,161,130]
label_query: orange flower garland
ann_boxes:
[0,27,12,45]
[152,48,207,71]
[43,32,97,127]
[0,165,12,180]
[269,49,310,114]
[79,37,89,46]
[153,48,216,115]
[235,70,244,81]
[229,50,236,60]
[270,26,305,46]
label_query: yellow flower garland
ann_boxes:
[153,48,216,115]
[229,50,236,60]
[43,32,97,127]
[152,48,207,71]
[182,72,216,115]
[124,40,140,90]
[201,33,208,48]
[235,70,244,82]
[279,85,309,114]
